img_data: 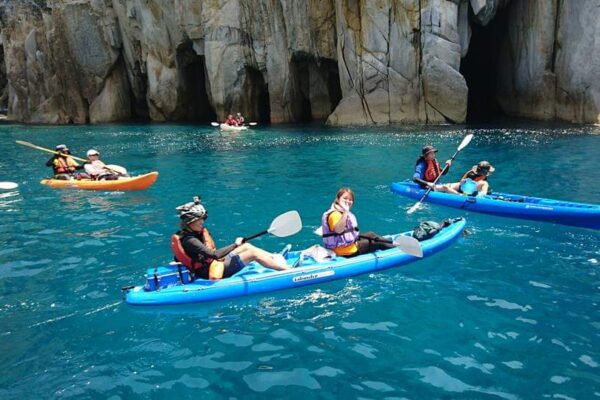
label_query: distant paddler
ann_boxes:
[84,149,129,181]
[45,144,89,180]
[16,140,128,180]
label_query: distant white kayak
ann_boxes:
[219,123,248,132]
[0,182,18,190]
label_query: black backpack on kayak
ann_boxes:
[412,219,453,241]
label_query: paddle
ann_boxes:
[360,234,423,258]
[313,226,423,257]
[0,182,18,190]
[210,122,220,127]
[407,133,474,215]
[243,210,302,242]
[15,140,126,176]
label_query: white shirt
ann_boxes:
[84,160,107,176]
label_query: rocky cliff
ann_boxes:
[0,0,598,125]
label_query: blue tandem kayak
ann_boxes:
[391,181,600,230]
[124,218,466,306]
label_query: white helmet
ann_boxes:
[87,149,99,157]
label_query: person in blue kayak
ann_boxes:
[413,145,459,194]
[45,144,88,180]
[448,160,495,196]
[321,188,395,257]
[171,197,289,280]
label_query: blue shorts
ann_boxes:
[223,253,245,277]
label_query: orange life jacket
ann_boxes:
[53,156,78,174]
[424,159,442,182]
[170,228,217,274]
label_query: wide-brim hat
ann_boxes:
[471,161,495,176]
[421,145,438,156]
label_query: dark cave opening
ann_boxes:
[289,53,342,123]
[0,43,7,113]
[460,6,510,123]
[243,66,271,124]
[324,58,342,114]
[176,43,216,122]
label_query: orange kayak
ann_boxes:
[41,172,158,191]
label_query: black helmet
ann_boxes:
[176,196,207,225]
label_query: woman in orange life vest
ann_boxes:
[321,188,396,257]
[412,145,459,194]
[445,161,495,196]
[172,197,289,280]
[45,144,88,180]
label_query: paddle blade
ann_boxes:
[0,182,18,190]
[267,210,302,237]
[211,122,220,127]
[392,235,423,257]
[313,226,324,236]
[457,133,474,151]
[406,202,421,215]
[249,122,258,126]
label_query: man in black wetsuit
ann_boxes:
[173,197,289,280]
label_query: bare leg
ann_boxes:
[233,243,289,270]
[435,183,461,194]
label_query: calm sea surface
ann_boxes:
[0,122,599,399]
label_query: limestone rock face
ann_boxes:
[0,0,598,125]
[496,0,600,124]
[496,0,558,120]
[553,1,600,124]
[1,2,129,123]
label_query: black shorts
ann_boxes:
[194,253,245,280]
[223,253,245,278]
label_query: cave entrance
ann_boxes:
[460,6,510,123]
[0,43,7,113]
[176,42,216,122]
[289,53,342,123]
[242,66,271,124]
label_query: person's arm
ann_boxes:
[46,157,55,167]
[182,235,237,260]
[413,161,424,182]
[328,210,349,234]
[213,243,238,259]
[441,160,451,175]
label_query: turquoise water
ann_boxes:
[1,123,599,399]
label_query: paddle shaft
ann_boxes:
[243,230,268,242]
[358,235,392,244]
[16,140,122,174]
